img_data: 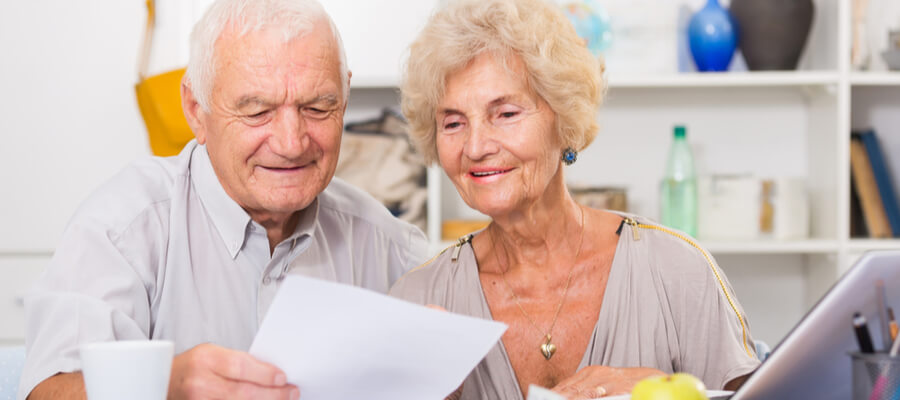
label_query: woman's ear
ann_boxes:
[181,79,207,144]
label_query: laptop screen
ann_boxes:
[733,250,900,400]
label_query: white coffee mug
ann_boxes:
[80,340,174,400]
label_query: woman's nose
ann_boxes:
[463,121,500,161]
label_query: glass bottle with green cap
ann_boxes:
[661,125,698,237]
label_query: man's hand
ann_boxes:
[551,366,665,399]
[169,343,299,400]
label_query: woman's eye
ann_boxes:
[441,115,465,131]
[500,111,519,118]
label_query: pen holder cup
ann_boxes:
[851,352,900,400]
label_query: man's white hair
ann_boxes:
[186,0,349,111]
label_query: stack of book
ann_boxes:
[850,130,900,238]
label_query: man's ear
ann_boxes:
[342,70,352,113]
[181,78,207,144]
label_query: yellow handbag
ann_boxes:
[135,0,193,156]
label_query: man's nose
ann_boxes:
[269,108,309,157]
[463,121,500,161]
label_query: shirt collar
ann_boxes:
[191,145,252,258]
[191,144,320,258]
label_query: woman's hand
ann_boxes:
[551,366,665,399]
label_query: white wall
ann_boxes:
[0,0,154,342]
[0,1,151,253]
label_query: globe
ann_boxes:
[561,1,613,56]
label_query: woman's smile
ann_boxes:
[468,166,516,183]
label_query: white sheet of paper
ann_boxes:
[527,384,568,400]
[249,275,508,400]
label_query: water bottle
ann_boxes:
[661,125,698,237]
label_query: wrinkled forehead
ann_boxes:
[440,51,539,104]
[212,21,343,94]
[216,17,339,62]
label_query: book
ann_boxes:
[850,172,869,237]
[857,130,900,237]
[849,134,892,238]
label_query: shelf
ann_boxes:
[356,71,845,90]
[607,71,840,89]
[849,72,900,86]
[429,239,840,256]
[847,239,900,252]
[701,239,840,255]
[349,75,398,89]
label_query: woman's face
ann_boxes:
[436,52,563,217]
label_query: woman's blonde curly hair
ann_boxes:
[401,0,606,164]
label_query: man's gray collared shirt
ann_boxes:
[18,141,427,399]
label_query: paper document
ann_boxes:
[249,275,507,400]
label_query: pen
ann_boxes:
[854,312,876,353]
[878,281,893,349]
[869,316,900,400]
[889,307,898,342]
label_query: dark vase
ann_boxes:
[730,0,814,70]
[688,0,739,72]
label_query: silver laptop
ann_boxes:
[732,250,900,400]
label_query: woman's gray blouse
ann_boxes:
[390,215,760,400]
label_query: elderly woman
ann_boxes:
[389,0,761,399]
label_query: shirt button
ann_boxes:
[263,276,272,285]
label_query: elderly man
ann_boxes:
[19,0,427,399]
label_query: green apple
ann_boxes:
[631,373,708,400]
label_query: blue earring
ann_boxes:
[562,147,578,165]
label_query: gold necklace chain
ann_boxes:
[490,205,585,360]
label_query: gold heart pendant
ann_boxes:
[540,342,557,360]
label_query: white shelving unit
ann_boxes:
[347,0,900,346]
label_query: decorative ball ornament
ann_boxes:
[561,1,613,56]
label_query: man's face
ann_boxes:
[187,22,346,219]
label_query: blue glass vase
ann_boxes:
[688,0,738,72]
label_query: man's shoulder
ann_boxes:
[71,145,195,232]
[317,177,423,243]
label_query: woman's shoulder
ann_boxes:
[609,211,718,275]
[388,235,476,304]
